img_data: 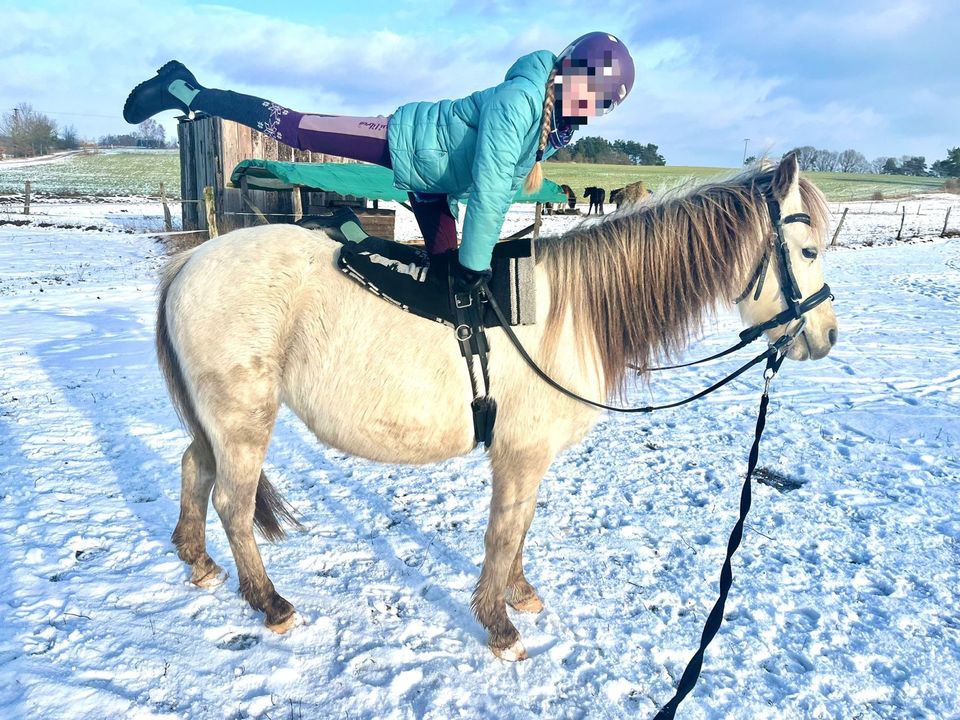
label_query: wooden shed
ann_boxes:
[177,115,394,236]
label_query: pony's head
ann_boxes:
[736,154,838,361]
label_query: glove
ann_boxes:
[452,259,492,293]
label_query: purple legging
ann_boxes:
[196,90,458,256]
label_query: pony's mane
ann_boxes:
[538,166,829,396]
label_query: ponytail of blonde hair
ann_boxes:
[523,68,558,195]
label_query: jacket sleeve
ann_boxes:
[458,88,539,271]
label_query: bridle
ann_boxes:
[483,193,834,412]
[733,195,831,337]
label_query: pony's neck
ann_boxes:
[542,180,769,395]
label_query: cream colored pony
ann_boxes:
[156,155,837,661]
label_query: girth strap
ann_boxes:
[449,278,497,449]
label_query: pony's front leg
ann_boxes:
[472,450,553,660]
[505,539,543,614]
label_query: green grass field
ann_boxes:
[542,163,947,201]
[0,148,180,198]
[0,150,948,202]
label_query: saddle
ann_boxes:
[299,207,536,328]
[300,207,539,450]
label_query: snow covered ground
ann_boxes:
[1,195,958,720]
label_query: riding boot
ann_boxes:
[123,61,204,123]
[124,61,303,144]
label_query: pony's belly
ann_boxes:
[281,385,477,466]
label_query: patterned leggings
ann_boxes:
[190,89,458,256]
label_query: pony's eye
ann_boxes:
[802,247,819,260]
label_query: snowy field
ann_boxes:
[1,195,958,720]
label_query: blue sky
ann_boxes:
[2,0,957,167]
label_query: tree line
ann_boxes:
[548,136,666,165]
[781,145,960,177]
[0,104,174,158]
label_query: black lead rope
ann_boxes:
[653,350,786,720]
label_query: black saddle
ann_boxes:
[302,208,536,327]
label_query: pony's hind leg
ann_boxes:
[211,434,298,633]
[473,450,553,660]
[172,440,226,587]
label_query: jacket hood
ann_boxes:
[503,50,558,84]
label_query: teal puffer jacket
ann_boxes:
[387,50,560,271]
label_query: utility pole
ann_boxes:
[742,138,750,165]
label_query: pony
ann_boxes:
[583,186,606,214]
[156,154,837,661]
[610,179,653,208]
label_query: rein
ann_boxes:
[477,196,832,719]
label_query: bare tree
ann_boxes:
[811,148,839,172]
[871,157,891,174]
[137,119,166,148]
[0,103,58,157]
[59,124,81,150]
[837,149,868,173]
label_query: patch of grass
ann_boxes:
[542,162,945,202]
[0,148,180,197]
[754,467,804,494]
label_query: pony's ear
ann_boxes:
[772,153,800,200]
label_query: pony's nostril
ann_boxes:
[828,328,838,346]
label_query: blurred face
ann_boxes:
[560,74,601,119]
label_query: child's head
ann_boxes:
[555,32,635,122]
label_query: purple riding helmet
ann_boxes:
[555,32,635,118]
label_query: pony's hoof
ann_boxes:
[492,639,528,662]
[265,611,301,635]
[508,594,544,614]
[192,566,227,588]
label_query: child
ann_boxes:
[124,32,634,287]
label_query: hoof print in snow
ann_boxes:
[217,633,260,651]
[754,468,804,493]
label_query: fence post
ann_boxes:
[831,207,848,247]
[203,185,218,238]
[24,181,31,215]
[291,185,303,223]
[942,207,952,238]
[896,206,906,241]
[160,182,173,232]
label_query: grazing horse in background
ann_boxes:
[559,183,577,210]
[156,155,837,661]
[610,180,653,208]
[584,186,605,214]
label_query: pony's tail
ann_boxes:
[156,248,213,464]
[523,68,558,195]
[156,249,303,542]
[254,471,304,541]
